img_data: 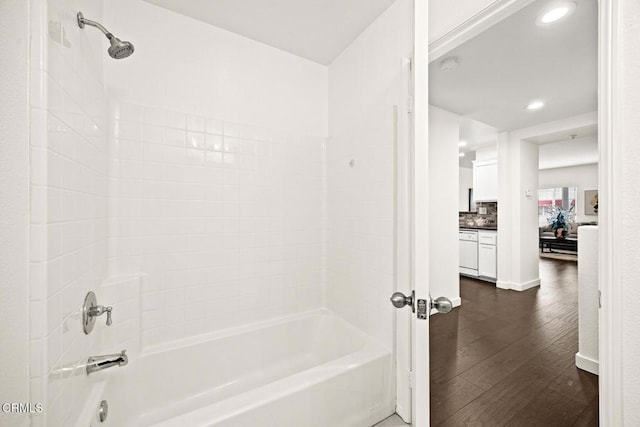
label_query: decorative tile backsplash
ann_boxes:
[459,202,498,228]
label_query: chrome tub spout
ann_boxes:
[86,350,128,375]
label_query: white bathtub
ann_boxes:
[99,309,394,427]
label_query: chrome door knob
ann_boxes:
[431,296,453,314]
[390,291,414,309]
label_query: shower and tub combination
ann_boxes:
[27,1,411,425]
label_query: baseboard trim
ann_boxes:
[459,267,479,277]
[395,404,410,424]
[576,353,599,375]
[496,279,541,292]
[511,278,540,291]
[496,280,511,290]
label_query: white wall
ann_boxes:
[104,0,328,138]
[497,132,540,291]
[518,140,541,286]
[429,106,461,305]
[459,167,473,211]
[0,1,30,426]
[475,144,497,161]
[327,0,411,350]
[620,0,640,421]
[539,163,598,223]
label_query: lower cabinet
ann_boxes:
[478,231,497,280]
[478,244,497,279]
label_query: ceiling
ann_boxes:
[142,0,396,65]
[539,135,598,169]
[430,0,597,133]
[524,122,598,144]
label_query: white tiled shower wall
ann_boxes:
[326,0,411,348]
[29,0,113,425]
[107,102,324,347]
[99,0,329,350]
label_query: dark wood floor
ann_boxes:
[430,258,599,426]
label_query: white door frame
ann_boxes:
[596,0,622,424]
[394,57,415,422]
[410,0,430,425]
[409,0,623,425]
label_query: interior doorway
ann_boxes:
[427,0,600,424]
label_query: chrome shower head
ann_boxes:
[107,36,135,59]
[77,12,135,59]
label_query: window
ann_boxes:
[538,187,577,227]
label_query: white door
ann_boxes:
[389,3,432,424]
[402,1,468,424]
[412,0,431,425]
[390,3,440,426]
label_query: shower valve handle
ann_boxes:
[89,305,113,326]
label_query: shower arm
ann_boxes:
[77,12,115,40]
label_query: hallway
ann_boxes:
[430,259,598,426]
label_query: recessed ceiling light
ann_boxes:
[459,152,465,157]
[536,1,576,26]
[458,141,467,147]
[526,100,545,111]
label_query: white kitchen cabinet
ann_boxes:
[478,231,497,280]
[473,160,498,201]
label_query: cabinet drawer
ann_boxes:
[478,233,497,245]
[459,231,478,242]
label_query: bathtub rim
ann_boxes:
[140,307,384,358]
[105,308,395,427]
[150,335,392,427]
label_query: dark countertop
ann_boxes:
[459,226,498,231]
